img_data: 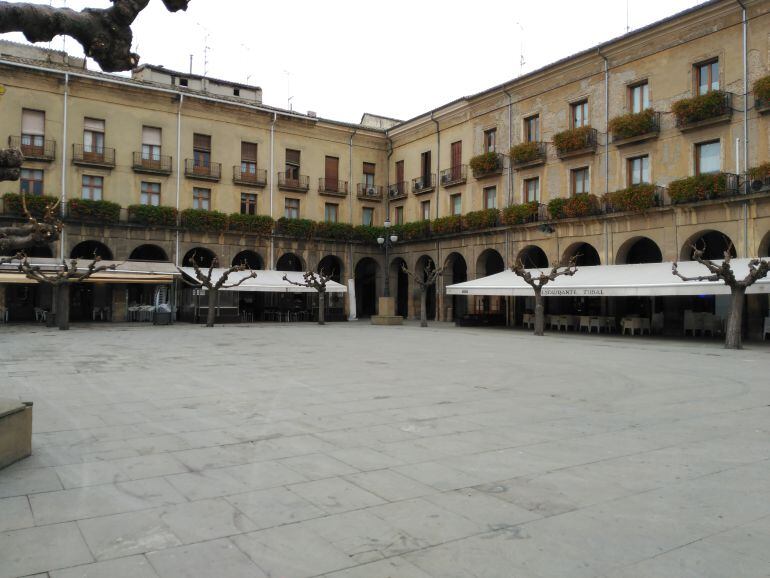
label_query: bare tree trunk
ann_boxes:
[206,289,216,327]
[57,283,70,331]
[318,291,325,325]
[724,286,745,350]
[533,289,545,336]
[420,289,427,328]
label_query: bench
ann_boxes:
[0,399,33,470]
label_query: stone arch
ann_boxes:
[182,247,217,267]
[475,248,505,278]
[758,229,770,258]
[562,242,601,266]
[389,257,409,318]
[129,244,169,262]
[680,230,737,261]
[516,245,549,269]
[615,237,663,265]
[354,257,380,317]
[414,254,437,321]
[70,240,112,260]
[444,252,468,320]
[232,250,263,269]
[276,252,305,272]
[318,255,344,282]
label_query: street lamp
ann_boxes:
[377,218,398,298]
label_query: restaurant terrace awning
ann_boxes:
[0,259,179,284]
[178,268,347,293]
[445,260,770,298]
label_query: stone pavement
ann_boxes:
[0,321,769,578]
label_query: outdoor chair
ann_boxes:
[589,317,602,333]
[579,316,591,333]
[604,317,617,333]
[33,307,47,322]
[523,313,534,329]
[0,307,8,323]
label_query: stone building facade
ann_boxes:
[1,0,770,329]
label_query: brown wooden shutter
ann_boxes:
[325,156,339,181]
[396,161,404,183]
[193,133,211,151]
[286,149,300,165]
[363,162,375,176]
[241,142,257,162]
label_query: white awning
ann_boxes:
[0,259,179,284]
[446,260,770,297]
[179,268,347,293]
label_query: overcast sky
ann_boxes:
[3,0,705,123]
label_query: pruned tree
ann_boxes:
[512,256,578,336]
[12,253,116,330]
[0,193,62,256]
[672,242,769,350]
[179,254,256,327]
[0,148,23,182]
[0,0,189,72]
[282,270,334,325]
[402,262,443,327]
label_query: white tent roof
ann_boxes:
[179,268,347,293]
[445,259,770,297]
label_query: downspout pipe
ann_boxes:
[736,0,749,257]
[431,113,440,219]
[347,128,357,306]
[59,72,69,260]
[175,94,183,266]
[503,88,514,207]
[269,112,277,269]
[385,136,393,223]
[598,49,610,264]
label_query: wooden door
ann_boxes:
[451,141,462,179]
[325,156,339,191]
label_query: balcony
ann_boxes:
[470,152,504,178]
[603,185,666,214]
[318,178,349,197]
[8,135,55,162]
[277,171,309,192]
[510,143,547,170]
[673,91,732,132]
[412,173,435,195]
[184,159,221,181]
[440,165,467,187]
[356,184,383,201]
[610,110,661,147]
[387,182,408,200]
[72,144,116,169]
[133,152,173,175]
[554,127,598,160]
[233,166,267,187]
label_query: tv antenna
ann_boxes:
[284,70,293,111]
[516,22,525,76]
[626,0,630,32]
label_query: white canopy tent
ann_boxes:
[178,268,347,293]
[445,260,770,297]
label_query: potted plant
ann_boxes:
[469,152,502,178]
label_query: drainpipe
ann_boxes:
[385,136,393,222]
[504,88,514,206]
[174,94,183,266]
[348,128,357,297]
[269,112,277,269]
[598,49,610,264]
[59,73,69,260]
[737,0,749,256]
[431,113,440,219]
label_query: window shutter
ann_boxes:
[241,142,257,162]
[142,126,162,146]
[286,149,300,165]
[84,118,105,132]
[193,133,211,151]
[363,162,375,175]
[21,109,45,135]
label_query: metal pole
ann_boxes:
[383,238,390,298]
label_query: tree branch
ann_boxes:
[0,193,62,255]
[401,263,443,290]
[282,270,334,292]
[511,256,578,290]
[17,254,116,286]
[0,0,189,72]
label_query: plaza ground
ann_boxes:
[0,322,769,578]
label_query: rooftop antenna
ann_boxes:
[626,0,630,32]
[284,70,293,111]
[516,22,525,76]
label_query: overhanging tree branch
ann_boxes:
[0,193,62,255]
[0,0,189,72]
[512,256,578,336]
[282,270,335,325]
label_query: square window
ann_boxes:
[629,82,650,113]
[421,200,431,220]
[20,169,44,196]
[451,194,462,216]
[524,115,540,142]
[241,193,257,215]
[523,178,540,203]
[192,187,211,210]
[484,128,497,153]
[362,207,374,226]
[82,175,103,200]
[696,60,719,95]
[394,206,404,225]
[140,182,160,206]
[696,141,720,174]
[571,100,589,128]
[325,203,338,223]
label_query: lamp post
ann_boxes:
[377,218,398,298]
